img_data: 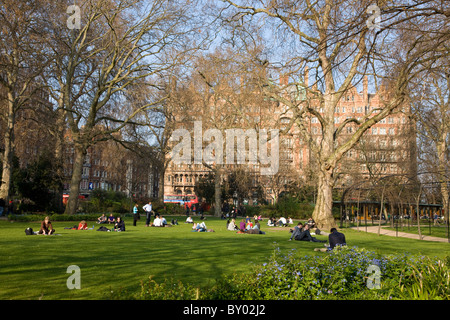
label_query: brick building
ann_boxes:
[164,73,417,205]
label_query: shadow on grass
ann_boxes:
[1,218,448,299]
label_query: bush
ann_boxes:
[205,246,449,300]
[101,245,450,300]
[8,213,116,222]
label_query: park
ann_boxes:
[0,213,449,300]
[0,0,449,304]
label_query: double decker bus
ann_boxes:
[164,194,199,208]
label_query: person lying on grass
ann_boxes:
[292,224,326,243]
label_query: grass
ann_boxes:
[0,215,449,300]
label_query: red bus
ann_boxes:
[62,194,87,205]
[163,194,198,208]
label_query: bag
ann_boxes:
[97,226,111,232]
[25,227,34,235]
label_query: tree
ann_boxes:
[13,152,62,212]
[41,0,202,214]
[412,62,450,224]
[170,48,274,216]
[0,0,50,202]
[221,0,449,230]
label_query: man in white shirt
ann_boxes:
[277,216,287,227]
[143,202,152,227]
[152,216,162,227]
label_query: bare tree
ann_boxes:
[220,0,449,230]
[41,0,202,214]
[0,0,51,202]
[181,48,273,216]
[412,61,450,224]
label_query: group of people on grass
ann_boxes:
[288,221,346,251]
[97,213,116,225]
[266,216,297,227]
[225,216,265,234]
[38,215,125,234]
[37,209,346,251]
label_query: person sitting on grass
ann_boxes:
[186,216,193,224]
[277,216,287,227]
[113,217,125,232]
[152,216,162,227]
[192,222,207,232]
[227,218,238,231]
[244,221,265,234]
[97,214,107,224]
[289,222,304,241]
[108,214,116,224]
[294,224,326,243]
[39,216,55,235]
[78,220,88,230]
[239,219,246,231]
[243,228,265,234]
[314,228,347,252]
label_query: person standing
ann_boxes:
[133,203,139,226]
[143,202,153,227]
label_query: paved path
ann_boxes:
[350,225,449,243]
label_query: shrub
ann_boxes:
[204,246,450,300]
[8,213,115,222]
[103,246,450,300]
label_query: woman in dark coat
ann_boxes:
[114,217,125,232]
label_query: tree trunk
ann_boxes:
[53,107,65,212]
[312,169,337,231]
[158,164,165,201]
[0,96,15,203]
[378,186,385,236]
[214,167,221,217]
[416,184,423,240]
[437,139,449,224]
[64,146,87,215]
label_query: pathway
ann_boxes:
[350,225,449,243]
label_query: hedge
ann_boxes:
[7,213,117,222]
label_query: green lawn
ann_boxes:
[0,216,449,300]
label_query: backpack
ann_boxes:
[25,227,34,235]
